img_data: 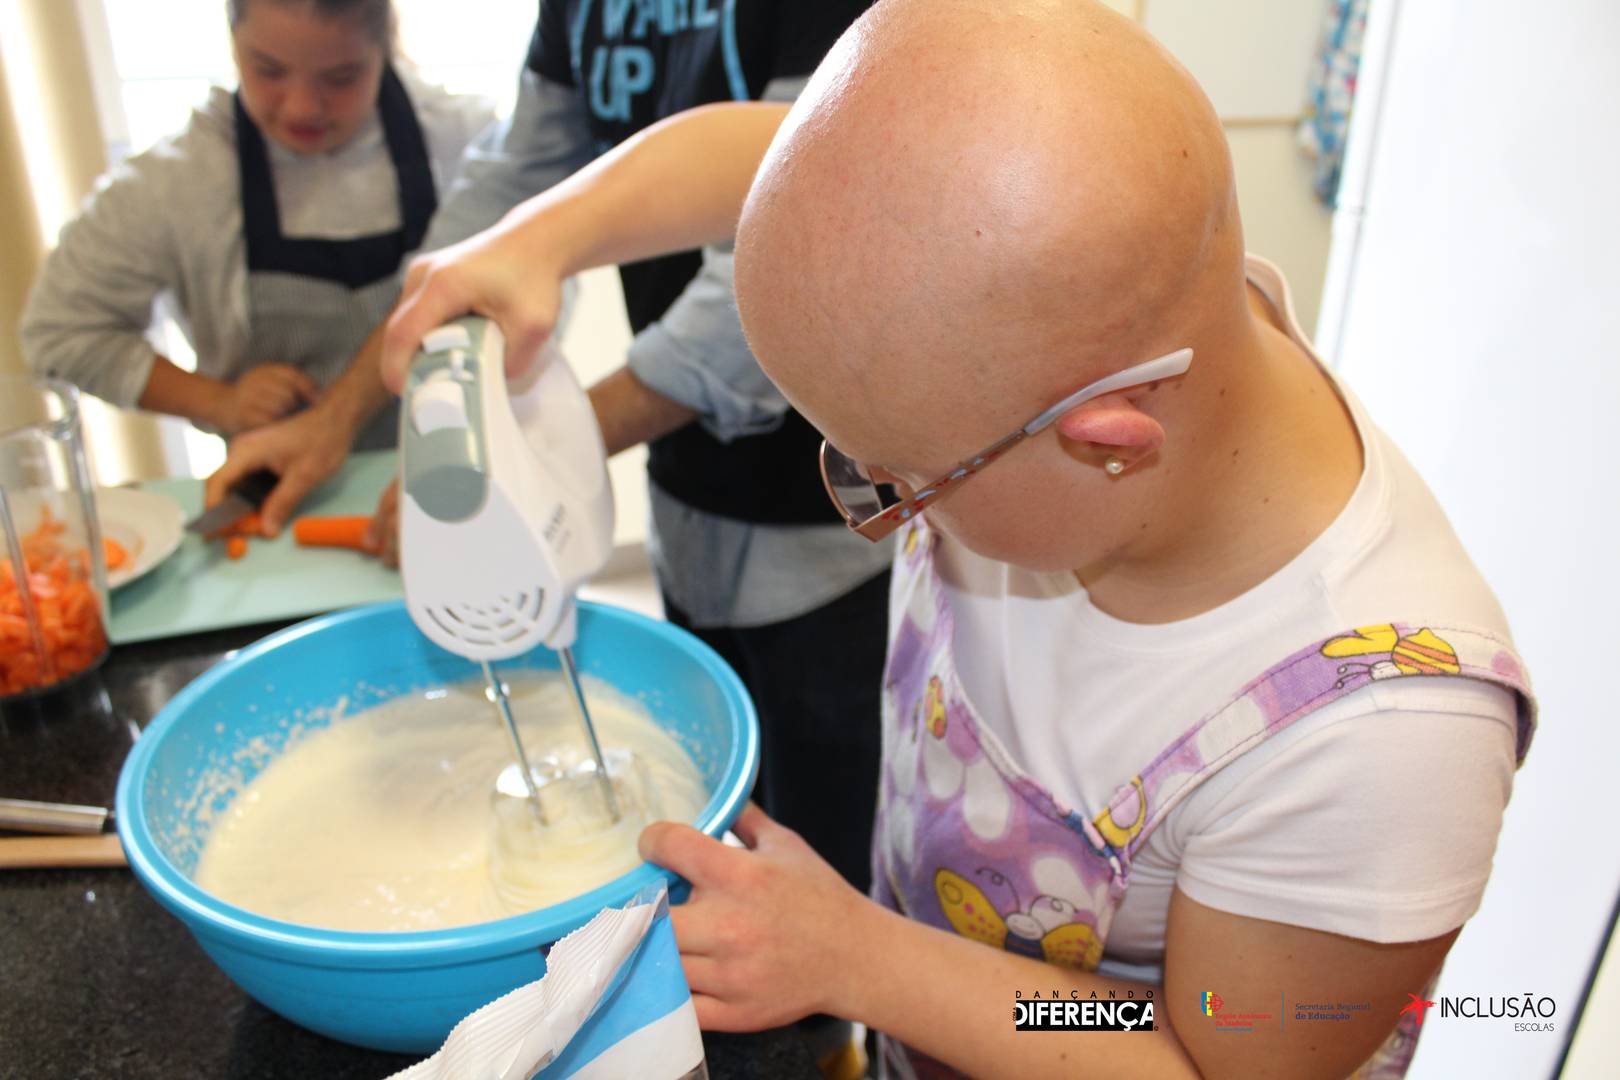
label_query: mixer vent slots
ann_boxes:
[423,589,546,646]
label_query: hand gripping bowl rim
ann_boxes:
[114,599,759,969]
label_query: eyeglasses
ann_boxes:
[819,348,1194,541]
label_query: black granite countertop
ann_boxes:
[0,623,820,1080]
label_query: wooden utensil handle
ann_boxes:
[0,833,126,869]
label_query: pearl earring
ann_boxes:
[1104,456,1126,476]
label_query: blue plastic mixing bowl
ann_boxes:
[115,600,758,1054]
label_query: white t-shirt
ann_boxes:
[933,258,1521,981]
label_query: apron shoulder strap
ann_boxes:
[376,65,437,251]
[233,64,437,289]
[1093,623,1535,861]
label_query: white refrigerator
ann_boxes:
[1315,1,1620,1077]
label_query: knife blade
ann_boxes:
[185,468,280,535]
[0,797,113,835]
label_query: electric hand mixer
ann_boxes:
[398,317,620,826]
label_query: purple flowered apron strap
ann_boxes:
[1093,622,1537,865]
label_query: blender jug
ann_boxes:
[0,376,110,700]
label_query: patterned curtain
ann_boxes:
[1297,0,1370,207]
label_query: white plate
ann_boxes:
[96,487,185,590]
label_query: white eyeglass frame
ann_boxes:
[819,348,1194,541]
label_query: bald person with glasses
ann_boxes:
[382,3,1536,1077]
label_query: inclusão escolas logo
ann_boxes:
[1402,992,1557,1033]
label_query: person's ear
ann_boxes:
[1054,395,1165,473]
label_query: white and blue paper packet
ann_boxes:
[391,884,705,1080]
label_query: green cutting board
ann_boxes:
[108,451,403,644]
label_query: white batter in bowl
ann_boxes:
[194,674,709,932]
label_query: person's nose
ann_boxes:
[283,77,325,123]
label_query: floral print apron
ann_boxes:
[871,518,1536,1079]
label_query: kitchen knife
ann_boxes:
[185,468,280,535]
[0,797,112,835]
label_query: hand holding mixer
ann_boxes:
[398,317,620,826]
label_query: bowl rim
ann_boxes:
[115,599,759,967]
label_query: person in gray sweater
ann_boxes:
[21,0,489,448]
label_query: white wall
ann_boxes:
[1319,2,1620,1077]
[1129,0,1336,330]
[1226,123,1333,333]
[1142,0,1321,120]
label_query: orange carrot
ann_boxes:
[206,514,258,539]
[104,538,128,570]
[202,509,261,565]
[292,515,376,552]
[0,509,107,696]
